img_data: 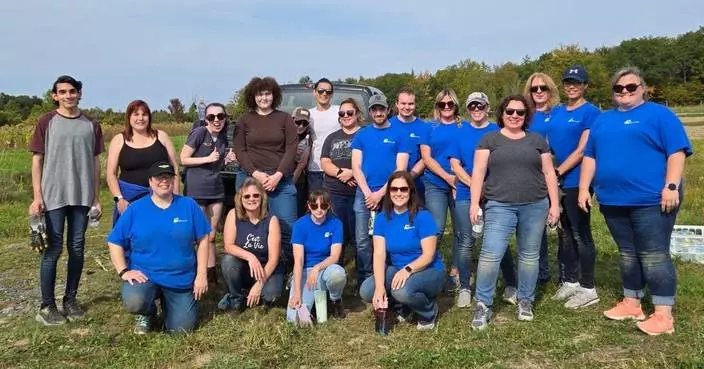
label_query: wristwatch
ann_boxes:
[666,183,678,191]
[337,168,343,176]
[118,268,129,277]
[404,265,413,273]
[113,195,123,203]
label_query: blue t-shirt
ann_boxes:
[107,195,211,289]
[529,109,552,138]
[585,102,692,206]
[448,123,500,201]
[547,102,601,188]
[389,116,430,173]
[292,214,344,268]
[420,121,465,189]
[373,209,444,271]
[351,123,411,192]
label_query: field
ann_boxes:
[0,131,703,368]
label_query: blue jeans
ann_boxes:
[453,200,475,289]
[307,171,324,192]
[475,198,548,306]
[220,254,283,306]
[40,205,90,308]
[121,280,197,333]
[353,189,375,283]
[330,192,356,265]
[423,180,456,269]
[359,266,444,321]
[286,264,347,321]
[600,204,679,306]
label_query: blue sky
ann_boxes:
[1,0,702,110]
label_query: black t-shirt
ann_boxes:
[235,215,272,264]
[477,131,550,204]
[185,126,226,199]
[320,129,357,197]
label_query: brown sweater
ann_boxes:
[234,110,298,176]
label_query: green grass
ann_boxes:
[0,142,702,369]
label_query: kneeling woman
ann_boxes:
[107,162,211,334]
[287,189,347,321]
[360,171,445,330]
[219,177,283,311]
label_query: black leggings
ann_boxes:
[558,188,596,288]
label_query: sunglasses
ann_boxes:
[206,113,227,122]
[309,202,330,211]
[504,109,527,117]
[316,89,332,95]
[612,83,641,93]
[242,193,261,200]
[468,103,486,111]
[563,79,585,87]
[338,110,355,118]
[390,186,410,193]
[295,120,309,126]
[530,85,550,93]
[436,101,455,109]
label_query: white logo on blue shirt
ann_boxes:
[324,232,332,238]
[403,224,415,230]
[567,118,581,123]
[409,133,419,138]
[382,138,396,144]
[624,119,640,125]
[544,117,550,122]
[172,217,189,223]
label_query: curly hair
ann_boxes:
[242,77,282,111]
[495,95,534,131]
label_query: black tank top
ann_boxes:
[118,137,170,187]
[235,215,272,264]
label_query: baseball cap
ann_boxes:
[465,92,489,107]
[562,64,589,83]
[148,161,175,178]
[368,94,389,109]
[292,107,311,122]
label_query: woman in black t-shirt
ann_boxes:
[219,177,283,310]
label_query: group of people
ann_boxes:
[28,65,692,337]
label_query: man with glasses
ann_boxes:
[308,78,340,192]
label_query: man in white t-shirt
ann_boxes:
[307,78,340,191]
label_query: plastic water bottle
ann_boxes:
[87,206,100,228]
[375,299,389,336]
[368,210,377,236]
[313,289,328,323]
[472,209,484,238]
[29,214,48,252]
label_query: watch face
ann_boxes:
[668,183,677,190]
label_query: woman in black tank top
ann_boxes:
[219,177,283,311]
[106,100,180,225]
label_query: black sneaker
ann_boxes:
[36,305,67,326]
[63,300,86,322]
[330,299,347,319]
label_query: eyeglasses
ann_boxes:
[338,110,355,118]
[504,109,527,117]
[309,202,330,211]
[153,175,174,183]
[242,193,261,200]
[468,103,486,111]
[316,89,332,95]
[436,101,455,109]
[206,113,227,121]
[390,186,410,193]
[612,83,641,93]
[295,120,309,126]
[530,85,550,93]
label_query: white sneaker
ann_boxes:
[551,282,580,301]
[502,286,517,305]
[564,287,600,309]
[456,289,472,308]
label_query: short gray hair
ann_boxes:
[611,66,648,99]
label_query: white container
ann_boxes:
[670,225,704,265]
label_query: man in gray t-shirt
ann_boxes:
[28,75,104,326]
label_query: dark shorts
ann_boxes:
[195,198,223,207]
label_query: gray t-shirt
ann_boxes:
[185,126,226,200]
[29,111,103,211]
[477,131,549,204]
[320,129,356,197]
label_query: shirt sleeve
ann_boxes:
[320,133,334,159]
[535,133,550,154]
[28,112,54,154]
[191,198,212,240]
[476,132,493,150]
[416,211,438,239]
[92,119,105,155]
[332,218,344,244]
[582,105,601,130]
[107,206,133,248]
[291,219,305,246]
[419,124,432,145]
[185,126,206,151]
[584,135,595,159]
[277,113,299,175]
[448,140,460,159]
[397,129,412,154]
[372,212,387,237]
[233,117,256,174]
[658,106,693,157]
[350,130,364,151]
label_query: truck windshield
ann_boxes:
[280,89,370,121]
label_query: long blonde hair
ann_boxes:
[432,88,462,124]
[522,72,560,110]
[234,177,269,220]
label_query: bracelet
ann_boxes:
[337,168,343,176]
[118,268,129,277]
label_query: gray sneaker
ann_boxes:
[502,286,517,305]
[456,289,472,308]
[471,302,492,330]
[416,305,438,331]
[564,287,600,309]
[63,300,86,322]
[517,299,534,321]
[551,282,580,301]
[217,293,243,312]
[36,306,67,326]
[133,314,152,335]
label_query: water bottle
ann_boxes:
[313,289,328,323]
[368,210,377,236]
[29,214,48,252]
[471,208,484,238]
[374,299,389,336]
[87,206,100,228]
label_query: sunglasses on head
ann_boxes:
[504,109,527,117]
[530,85,550,93]
[468,103,486,111]
[436,101,455,109]
[612,83,641,93]
[309,202,329,211]
[295,120,309,126]
[206,113,227,122]
[338,110,355,118]
[390,186,410,193]
[242,193,261,200]
[316,89,332,95]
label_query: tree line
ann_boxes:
[2,26,703,126]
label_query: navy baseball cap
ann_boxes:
[562,64,589,83]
